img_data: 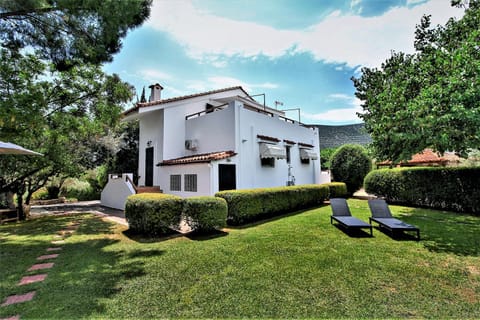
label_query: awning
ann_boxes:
[259,143,286,159]
[300,148,318,160]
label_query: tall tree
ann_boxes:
[352,0,480,163]
[0,50,134,219]
[0,0,151,70]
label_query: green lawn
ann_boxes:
[1,200,479,319]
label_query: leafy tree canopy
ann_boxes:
[352,0,480,163]
[0,50,134,219]
[0,0,151,70]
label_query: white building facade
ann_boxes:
[123,85,321,198]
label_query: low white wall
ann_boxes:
[101,173,136,210]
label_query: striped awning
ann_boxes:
[259,143,286,159]
[300,148,318,160]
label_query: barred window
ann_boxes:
[170,175,181,191]
[184,174,197,192]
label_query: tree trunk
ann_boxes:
[16,193,26,221]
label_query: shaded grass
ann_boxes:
[0,200,479,319]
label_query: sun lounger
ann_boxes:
[330,198,372,236]
[368,199,420,240]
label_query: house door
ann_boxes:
[219,164,236,191]
[145,147,154,187]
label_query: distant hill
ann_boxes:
[314,123,372,149]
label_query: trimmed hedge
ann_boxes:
[215,184,329,225]
[184,196,227,232]
[125,193,183,235]
[322,182,348,198]
[364,167,480,214]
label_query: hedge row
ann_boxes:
[215,184,329,225]
[322,182,348,198]
[125,194,227,235]
[364,167,480,214]
[125,193,184,235]
[126,183,345,235]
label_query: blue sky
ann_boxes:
[103,0,462,125]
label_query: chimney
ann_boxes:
[148,83,163,102]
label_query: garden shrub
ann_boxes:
[59,178,99,201]
[31,187,50,201]
[216,184,329,225]
[184,196,227,232]
[330,144,372,195]
[364,167,480,214]
[323,182,348,198]
[125,193,183,235]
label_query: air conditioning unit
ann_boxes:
[185,139,198,151]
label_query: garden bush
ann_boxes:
[364,167,480,214]
[31,187,50,201]
[125,193,183,235]
[330,144,372,195]
[184,196,227,232]
[323,182,348,198]
[59,178,99,201]
[216,184,329,225]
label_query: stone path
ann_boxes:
[0,219,82,320]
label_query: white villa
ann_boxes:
[101,84,322,209]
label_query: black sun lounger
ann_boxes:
[368,199,420,241]
[330,198,372,236]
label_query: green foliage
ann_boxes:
[59,178,98,201]
[125,193,183,235]
[364,167,480,214]
[320,147,337,170]
[184,197,227,232]
[216,184,329,225]
[353,2,480,162]
[31,187,50,201]
[323,182,348,198]
[330,144,372,195]
[0,0,151,70]
[0,49,134,219]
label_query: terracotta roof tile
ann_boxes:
[378,149,459,166]
[124,86,250,116]
[158,151,236,166]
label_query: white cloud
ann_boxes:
[302,107,363,123]
[139,69,172,82]
[302,94,363,123]
[147,0,462,68]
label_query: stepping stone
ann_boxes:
[46,247,62,252]
[28,263,54,271]
[1,291,36,307]
[18,274,47,286]
[0,315,20,320]
[37,254,59,261]
[51,240,65,245]
[53,235,63,239]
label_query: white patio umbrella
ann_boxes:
[0,141,43,156]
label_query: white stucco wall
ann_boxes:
[134,89,320,194]
[185,105,236,154]
[158,163,212,197]
[138,111,164,186]
[101,174,136,210]
[235,104,320,190]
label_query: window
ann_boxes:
[286,146,291,164]
[261,157,275,167]
[301,158,310,165]
[184,174,197,192]
[170,175,181,191]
